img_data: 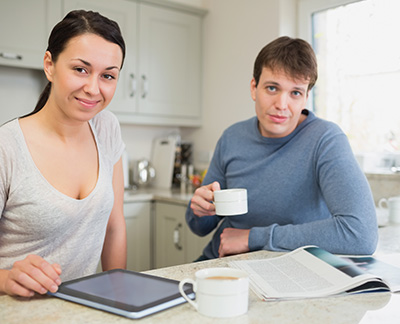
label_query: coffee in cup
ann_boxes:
[178,267,249,318]
[206,276,239,280]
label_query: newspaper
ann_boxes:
[229,246,397,300]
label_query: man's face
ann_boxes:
[251,67,310,138]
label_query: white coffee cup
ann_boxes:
[378,196,400,224]
[213,188,248,216]
[178,267,249,318]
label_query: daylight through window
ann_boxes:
[312,0,400,158]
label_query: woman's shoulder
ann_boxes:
[90,110,124,157]
[0,119,20,144]
[0,118,18,131]
[90,110,121,140]
[90,110,119,129]
[0,119,21,163]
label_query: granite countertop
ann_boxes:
[2,225,400,324]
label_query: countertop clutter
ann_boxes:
[2,225,400,324]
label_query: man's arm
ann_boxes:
[185,182,222,237]
[247,132,378,255]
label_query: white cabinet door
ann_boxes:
[62,0,203,127]
[154,201,213,268]
[124,201,152,271]
[62,0,138,115]
[137,4,202,121]
[185,221,213,263]
[0,0,61,69]
[154,202,186,268]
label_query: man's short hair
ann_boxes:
[253,36,318,91]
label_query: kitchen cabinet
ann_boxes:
[131,3,202,127]
[0,0,62,69]
[97,200,151,273]
[154,201,213,268]
[124,201,152,271]
[62,0,138,122]
[63,0,205,127]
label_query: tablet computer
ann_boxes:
[48,269,194,319]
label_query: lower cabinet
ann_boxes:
[97,200,151,273]
[99,199,214,273]
[154,201,214,268]
[124,201,152,271]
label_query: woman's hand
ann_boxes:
[0,254,62,297]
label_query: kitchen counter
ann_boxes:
[2,225,400,324]
[124,187,194,206]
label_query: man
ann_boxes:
[186,36,377,260]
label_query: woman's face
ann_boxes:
[44,33,123,122]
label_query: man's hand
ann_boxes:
[219,228,250,257]
[190,181,221,217]
[0,254,62,297]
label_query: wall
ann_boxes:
[0,66,47,124]
[181,0,297,169]
[125,0,297,166]
[0,0,296,167]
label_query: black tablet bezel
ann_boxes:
[50,269,193,313]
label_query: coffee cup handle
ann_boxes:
[379,198,388,209]
[179,279,197,310]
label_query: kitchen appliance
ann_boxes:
[151,137,177,189]
[172,142,193,188]
[132,159,156,187]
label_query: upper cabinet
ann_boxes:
[135,4,202,126]
[63,0,205,127]
[0,0,62,69]
[63,0,139,120]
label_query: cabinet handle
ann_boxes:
[0,52,22,60]
[173,223,183,250]
[141,75,148,98]
[129,73,136,97]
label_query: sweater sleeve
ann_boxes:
[248,131,378,255]
[185,137,226,237]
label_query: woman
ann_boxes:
[0,10,127,297]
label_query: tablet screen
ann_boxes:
[64,270,180,307]
[50,269,194,317]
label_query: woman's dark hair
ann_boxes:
[25,10,126,117]
[253,36,318,92]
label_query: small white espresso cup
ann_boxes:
[178,267,249,318]
[379,196,400,224]
[213,188,248,216]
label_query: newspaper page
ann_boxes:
[230,246,389,300]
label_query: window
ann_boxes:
[299,0,400,170]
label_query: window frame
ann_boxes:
[296,0,400,173]
[297,0,362,42]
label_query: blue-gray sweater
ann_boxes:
[185,110,378,259]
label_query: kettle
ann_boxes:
[133,159,156,187]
